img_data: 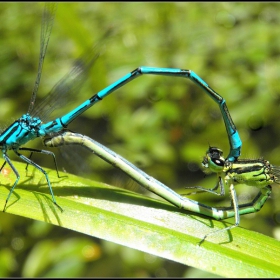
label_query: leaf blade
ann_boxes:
[1,160,280,277]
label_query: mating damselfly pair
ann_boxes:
[0,3,278,242]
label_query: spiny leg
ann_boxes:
[20,147,63,179]
[14,150,63,212]
[199,183,240,245]
[0,161,7,173]
[2,153,20,211]
[184,175,225,196]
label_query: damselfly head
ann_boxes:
[202,146,225,174]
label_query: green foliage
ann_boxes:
[0,2,280,277]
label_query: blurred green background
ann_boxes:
[0,2,279,277]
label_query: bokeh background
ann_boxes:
[0,2,279,277]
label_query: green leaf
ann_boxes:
[1,159,280,277]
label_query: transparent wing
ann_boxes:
[29,27,115,123]
[30,50,99,122]
[28,3,57,113]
